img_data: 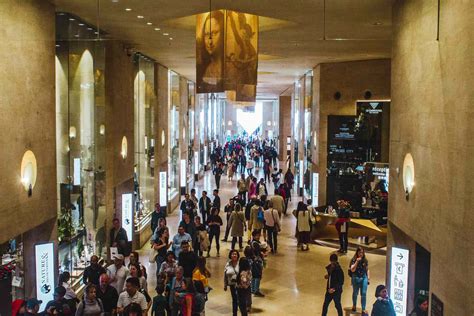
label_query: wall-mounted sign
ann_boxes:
[312,173,319,206]
[299,160,304,188]
[121,193,133,241]
[180,159,187,185]
[390,247,409,316]
[73,158,81,185]
[35,242,55,312]
[159,171,167,206]
[431,293,443,316]
[194,151,199,175]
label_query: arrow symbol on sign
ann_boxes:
[397,253,404,260]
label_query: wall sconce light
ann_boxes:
[403,153,415,200]
[69,126,77,139]
[99,124,105,135]
[228,120,233,126]
[161,130,165,147]
[21,150,37,197]
[121,136,128,160]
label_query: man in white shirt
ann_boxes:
[117,277,148,313]
[263,201,281,253]
[107,254,129,293]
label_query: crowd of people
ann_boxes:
[12,137,429,316]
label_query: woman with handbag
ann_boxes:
[151,227,172,277]
[292,201,315,251]
[224,250,240,316]
[263,201,281,253]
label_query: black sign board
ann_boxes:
[431,293,443,316]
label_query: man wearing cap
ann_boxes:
[117,277,148,313]
[24,299,41,316]
[107,254,130,293]
[44,286,72,315]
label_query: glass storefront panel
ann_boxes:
[134,56,156,232]
[168,71,180,199]
[55,13,107,290]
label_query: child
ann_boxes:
[151,284,168,316]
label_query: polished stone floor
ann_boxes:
[138,166,386,315]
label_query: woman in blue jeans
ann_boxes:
[350,247,370,316]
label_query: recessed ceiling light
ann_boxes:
[163,33,169,36]
[56,44,60,47]
[137,15,144,19]
[58,13,65,16]
[125,8,132,11]
[74,34,79,38]
[154,28,161,31]
[69,18,75,21]
[147,22,152,25]
[78,23,84,26]
[111,0,119,2]
[94,32,99,35]
[373,21,383,26]
[169,37,173,40]
[87,27,93,31]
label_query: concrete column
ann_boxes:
[105,41,135,245]
[278,96,291,164]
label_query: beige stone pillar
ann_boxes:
[104,41,135,246]
[278,96,292,164]
[179,76,189,194]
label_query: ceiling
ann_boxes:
[51,0,393,99]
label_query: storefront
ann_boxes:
[55,12,107,293]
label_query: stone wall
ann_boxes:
[0,0,56,243]
[389,1,474,315]
[278,96,291,162]
[313,59,391,205]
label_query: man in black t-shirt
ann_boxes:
[96,273,119,315]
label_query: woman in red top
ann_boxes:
[180,278,195,316]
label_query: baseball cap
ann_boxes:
[113,254,124,260]
[26,298,42,309]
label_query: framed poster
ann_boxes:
[431,293,443,316]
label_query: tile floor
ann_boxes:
[137,166,386,315]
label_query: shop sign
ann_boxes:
[299,160,304,188]
[73,158,81,185]
[180,159,187,185]
[35,242,55,312]
[159,171,167,206]
[194,151,199,175]
[121,193,133,241]
[390,247,409,316]
[312,173,319,206]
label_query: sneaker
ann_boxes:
[217,251,220,257]
[221,239,227,242]
[254,291,265,297]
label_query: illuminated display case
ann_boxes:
[132,54,156,247]
[55,12,107,293]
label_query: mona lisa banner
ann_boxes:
[196,10,258,99]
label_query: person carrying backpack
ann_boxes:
[249,200,265,235]
[75,284,104,316]
[250,230,265,297]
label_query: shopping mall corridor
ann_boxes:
[137,166,386,315]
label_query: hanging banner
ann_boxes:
[35,242,55,312]
[196,10,225,93]
[225,11,258,87]
[196,10,258,95]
